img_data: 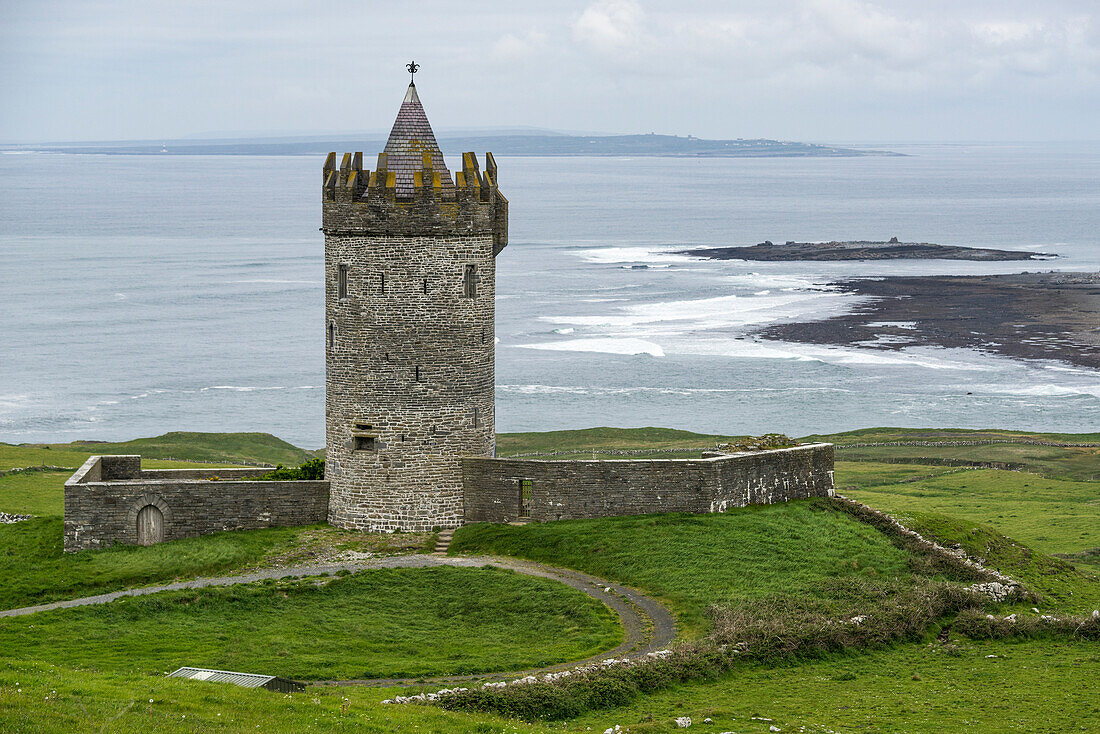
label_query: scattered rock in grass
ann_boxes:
[968,581,1020,603]
[603,726,621,733]
[0,513,32,524]
[703,718,713,724]
[675,716,692,728]
[848,615,867,625]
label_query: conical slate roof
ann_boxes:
[382,83,454,198]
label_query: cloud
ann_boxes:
[2,0,1099,142]
[572,0,647,55]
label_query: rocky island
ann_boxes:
[682,238,1052,262]
[758,271,1100,370]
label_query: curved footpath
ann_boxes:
[0,554,676,688]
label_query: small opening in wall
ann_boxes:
[384,352,390,362]
[353,421,377,451]
[480,329,485,344]
[380,272,386,295]
[463,264,478,298]
[328,321,337,350]
[414,365,421,382]
[473,407,479,428]
[400,433,405,443]
[422,278,428,294]
[338,264,349,300]
[520,479,533,519]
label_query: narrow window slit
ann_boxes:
[463,264,478,298]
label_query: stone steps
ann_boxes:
[432,528,455,554]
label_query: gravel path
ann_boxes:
[0,554,676,686]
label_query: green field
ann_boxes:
[3,638,1096,733]
[452,501,922,634]
[0,565,621,680]
[1,427,1099,732]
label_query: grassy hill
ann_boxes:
[452,500,921,635]
[0,431,314,471]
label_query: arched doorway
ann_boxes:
[136,504,164,545]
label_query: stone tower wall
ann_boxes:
[322,150,506,531]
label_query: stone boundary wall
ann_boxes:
[838,440,1100,449]
[462,444,834,523]
[64,456,329,552]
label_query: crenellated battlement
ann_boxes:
[321,150,507,251]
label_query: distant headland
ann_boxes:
[681,238,1052,262]
[4,133,898,158]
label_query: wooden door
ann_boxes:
[136,504,164,545]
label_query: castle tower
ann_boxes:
[321,74,507,532]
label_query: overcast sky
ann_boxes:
[2,0,1099,143]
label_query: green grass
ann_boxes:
[0,565,621,680]
[496,427,739,456]
[0,431,314,471]
[567,638,1100,733]
[834,460,968,488]
[845,468,1100,558]
[0,519,432,610]
[3,426,1098,730]
[0,471,69,516]
[3,638,1099,733]
[452,500,917,635]
[0,659,546,734]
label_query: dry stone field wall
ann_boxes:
[462,444,835,523]
[63,456,329,552]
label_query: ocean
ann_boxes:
[1,143,1098,448]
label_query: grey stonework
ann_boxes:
[321,133,507,532]
[63,456,329,552]
[462,444,835,524]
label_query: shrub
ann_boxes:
[717,434,797,452]
[249,458,325,481]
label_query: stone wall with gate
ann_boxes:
[461,444,834,524]
[63,455,329,552]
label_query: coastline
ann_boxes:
[681,240,1051,262]
[757,271,1100,370]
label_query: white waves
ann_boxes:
[519,337,665,357]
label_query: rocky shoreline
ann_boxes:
[758,271,1100,370]
[682,238,1051,262]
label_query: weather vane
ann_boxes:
[406,61,419,83]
